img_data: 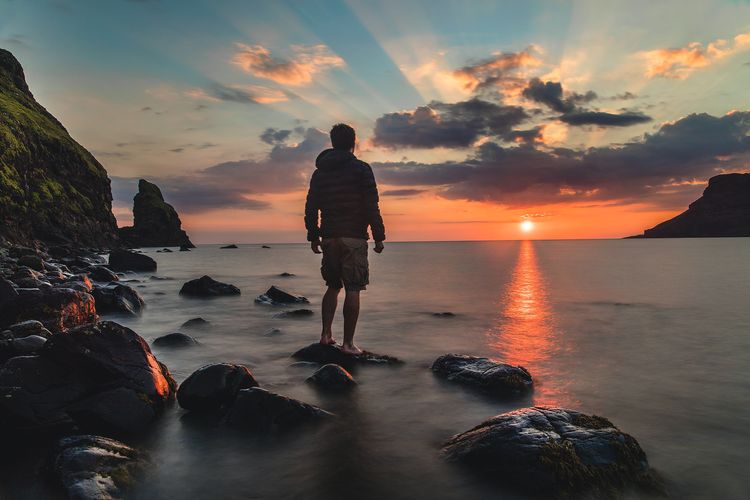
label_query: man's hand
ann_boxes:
[374,241,384,254]
[311,239,322,254]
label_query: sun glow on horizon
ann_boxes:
[520,220,534,233]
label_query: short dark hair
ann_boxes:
[330,123,356,150]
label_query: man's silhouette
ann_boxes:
[305,123,385,354]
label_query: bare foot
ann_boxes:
[319,335,336,345]
[341,343,363,355]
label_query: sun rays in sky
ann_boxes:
[2,0,750,242]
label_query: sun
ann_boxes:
[520,220,534,232]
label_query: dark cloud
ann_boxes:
[453,48,540,93]
[260,127,292,145]
[373,98,528,149]
[522,78,597,113]
[613,91,638,100]
[373,111,750,208]
[504,127,543,144]
[111,127,328,213]
[381,189,426,197]
[559,110,652,127]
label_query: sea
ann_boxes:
[3,239,749,499]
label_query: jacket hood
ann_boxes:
[315,148,356,170]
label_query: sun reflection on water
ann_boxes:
[488,240,570,406]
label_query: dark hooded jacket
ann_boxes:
[304,148,386,242]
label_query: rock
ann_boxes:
[0,277,19,307]
[149,275,173,281]
[179,275,240,297]
[262,245,271,249]
[53,435,145,500]
[640,173,750,237]
[1,287,97,333]
[17,254,45,271]
[307,364,357,390]
[181,317,210,329]
[433,312,456,317]
[0,321,176,432]
[220,244,238,249]
[4,319,48,338]
[224,387,332,431]
[108,249,157,272]
[442,407,663,497]
[178,363,258,412]
[275,309,314,318]
[431,354,533,397]
[61,274,94,292]
[0,49,119,247]
[179,245,191,252]
[87,266,119,283]
[292,343,402,369]
[0,335,47,363]
[263,328,282,336]
[278,272,295,277]
[12,266,42,281]
[152,332,199,348]
[118,179,195,248]
[156,248,173,253]
[255,285,309,305]
[92,283,145,316]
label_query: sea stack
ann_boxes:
[119,179,195,248]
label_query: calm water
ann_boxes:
[4,239,750,499]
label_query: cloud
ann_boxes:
[453,47,542,94]
[260,127,292,145]
[111,127,329,213]
[381,189,426,197]
[186,83,288,105]
[521,78,596,113]
[559,110,652,127]
[372,98,528,149]
[232,43,345,86]
[641,32,750,78]
[373,110,750,208]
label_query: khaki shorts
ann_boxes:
[321,237,369,291]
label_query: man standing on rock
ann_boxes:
[304,123,386,355]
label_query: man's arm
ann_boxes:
[304,171,321,252]
[360,162,386,245]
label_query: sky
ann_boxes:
[2,0,749,243]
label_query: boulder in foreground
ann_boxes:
[179,276,240,297]
[307,364,357,391]
[292,342,402,370]
[177,363,258,412]
[432,354,533,397]
[224,387,332,431]
[53,435,145,500]
[442,407,664,498]
[108,249,157,272]
[2,287,97,333]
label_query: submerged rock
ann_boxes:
[307,364,357,391]
[92,283,145,316]
[433,312,456,318]
[275,309,314,318]
[432,354,533,397]
[255,285,309,305]
[178,363,258,412]
[53,435,145,500]
[108,249,157,272]
[292,343,402,369]
[220,244,238,249]
[442,407,663,498]
[179,276,241,297]
[181,317,210,329]
[224,387,332,431]
[152,332,199,348]
[179,245,191,252]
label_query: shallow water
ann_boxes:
[3,239,750,499]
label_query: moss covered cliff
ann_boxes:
[0,48,118,247]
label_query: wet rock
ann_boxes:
[275,309,314,318]
[92,283,145,316]
[307,364,357,390]
[17,254,45,271]
[3,319,51,338]
[255,285,309,305]
[87,266,119,283]
[179,275,240,297]
[0,278,19,307]
[13,276,51,289]
[220,244,238,249]
[107,249,157,272]
[0,321,175,432]
[11,267,42,282]
[1,287,97,333]
[178,363,258,412]
[61,274,94,293]
[0,335,47,363]
[53,435,145,500]
[152,332,199,348]
[432,354,533,397]
[442,407,663,498]
[292,343,402,369]
[181,317,210,329]
[224,387,332,431]
[149,275,173,281]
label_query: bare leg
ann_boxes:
[341,290,362,354]
[320,286,340,345]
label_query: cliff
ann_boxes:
[641,173,750,238]
[0,48,119,247]
[118,179,194,248]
